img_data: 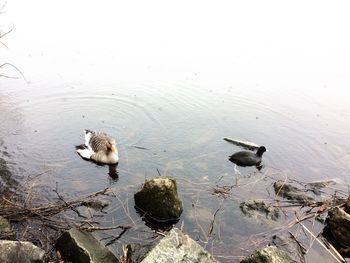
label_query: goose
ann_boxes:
[76,129,119,164]
[229,146,267,167]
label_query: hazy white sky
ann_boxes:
[2,0,350,83]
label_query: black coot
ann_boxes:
[229,146,267,167]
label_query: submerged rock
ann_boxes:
[325,207,350,248]
[81,199,109,211]
[271,234,305,263]
[56,228,118,263]
[240,200,279,221]
[274,181,314,203]
[141,228,218,263]
[240,246,298,263]
[0,240,46,263]
[305,180,336,195]
[0,216,11,234]
[134,176,183,222]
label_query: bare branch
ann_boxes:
[0,62,28,83]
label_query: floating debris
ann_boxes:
[223,137,260,150]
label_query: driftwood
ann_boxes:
[223,137,260,150]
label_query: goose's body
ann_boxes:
[77,129,119,164]
[229,146,267,167]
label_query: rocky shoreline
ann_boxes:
[1,152,349,263]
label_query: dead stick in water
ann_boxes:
[53,185,87,219]
[208,207,221,237]
[105,227,130,246]
[298,221,345,263]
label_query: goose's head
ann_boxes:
[107,139,118,153]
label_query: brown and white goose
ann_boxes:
[76,129,119,164]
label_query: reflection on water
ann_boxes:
[1,68,350,263]
[1,82,348,261]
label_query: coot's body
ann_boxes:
[229,146,267,167]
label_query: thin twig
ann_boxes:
[105,227,130,246]
[53,185,87,219]
[208,207,221,237]
[298,221,345,263]
[0,62,28,83]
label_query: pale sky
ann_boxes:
[2,0,350,85]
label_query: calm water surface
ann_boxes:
[1,1,350,262]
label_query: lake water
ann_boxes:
[1,1,350,262]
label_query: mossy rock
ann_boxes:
[345,196,350,214]
[0,216,14,239]
[274,181,314,203]
[0,216,11,233]
[134,176,183,222]
[326,207,350,247]
[240,200,279,221]
[0,240,46,263]
[240,246,298,263]
[56,228,118,263]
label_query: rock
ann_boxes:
[240,200,279,221]
[82,199,109,211]
[305,180,336,195]
[325,207,350,247]
[141,228,218,263]
[271,234,305,263]
[134,176,183,222]
[0,240,46,263]
[0,216,11,234]
[240,246,298,263]
[123,243,156,263]
[56,228,118,263]
[0,216,14,239]
[345,196,350,214]
[274,181,314,203]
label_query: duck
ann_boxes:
[76,129,119,164]
[229,146,267,167]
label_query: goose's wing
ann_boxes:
[89,133,110,152]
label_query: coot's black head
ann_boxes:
[256,146,267,157]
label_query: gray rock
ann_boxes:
[0,216,11,233]
[0,216,14,239]
[271,234,305,263]
[141,228,218,263]
[305,180,336,195]
[326,207,350,247]
[240,246,298,263]
[274,181,314,203]
[82,199,109,211]
[345,196,350,214]
[56,228,118,263]
[0,240,46,263]
[123,243,156,263]
[240,200,279,221]
[134,176,183,222]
